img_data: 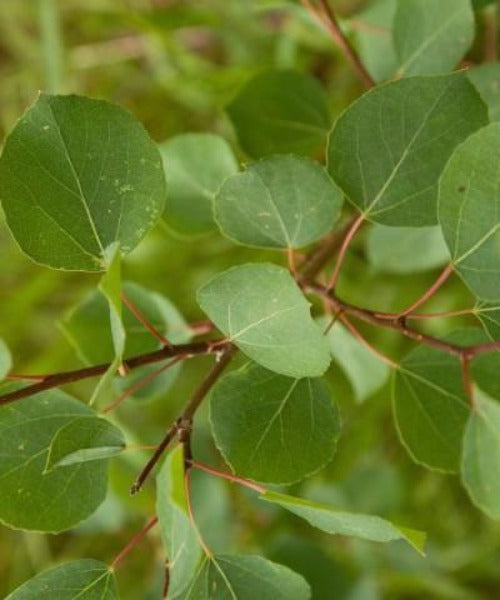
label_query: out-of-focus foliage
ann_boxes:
[1,1,500,599]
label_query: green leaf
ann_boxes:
[366,224,450,274]
[0,338,12,380]
[393,0,475,77]
[323,320,390,402]
[476,302,500,340]
[5,559,118,599]
[227,69,331,158]
[261,490,426,555]
[0,390,108,532]
[157,446,202,598]
[468,63,500,122]
[461,388,500,519]
[352,0,398,83]
[181,554,311,599]
[61,281,191,400]
[214,155,342,250]
[91,243,124,404]
[210,363,340,484]
[197,263,331,378]
[0,93,166,271]
[160,133,238,236]
[45,416,125,471]
[327,74,488,226]
[393,336,469,472]
[439,123,500,301]
[393,328,500,471]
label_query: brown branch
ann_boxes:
[130,345,235,494]
[109,515,158,571]
[298,216,359,283]
[0,341,229,406]
[189,460,266,494]
[302,0,375,88]
[121,292,172,347]
[325,212,365,291]
[306,282,500,359]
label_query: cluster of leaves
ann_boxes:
[1,0,500,598]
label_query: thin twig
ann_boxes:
[121,291,172,347]
[302,0,375,88]
[306,282,500,359]
[109,516,158,571]
[189,460,266,494]
[391,264,454,319]
[0,341,228,406]
[101,356,184,414]
[130,346,235,494]
[339,314,398,369]
[325,213,365,291]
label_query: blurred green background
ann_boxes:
[1,1,499,598]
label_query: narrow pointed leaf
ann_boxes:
[0,338,12,380]
[181,554,311,599]
[5,560,118,599]
[393,0,474,77]
[439,123,500,301]
[0,390,108,532]
[261,490,426,555]
[328,74,488,226]
[214,155,342,249]
[366,225,450,273]
[156,446,202,598]
[197,263,331,378]
[160,133,238,236]
[461,388,500,519]
[0,93,166,271]
[45,416,125,471]
[227,69,331,158]
[210,363,340,484]
[91,243,124,404]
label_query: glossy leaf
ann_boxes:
[61,281,191,400]
[393,0,474,77]
[0,390,108,532]
[5,560,118,599]
[461,388,500,519]
[197,263,331,378]
[160,133,238,236]
[262,490,426,555]
[181,554,311,599]
[45,416,125,471]
[227,69,331,158]
[468,63,500,122]
[328,74,488,226]
[324,320,390,402]
[210,363,340,484]
[366,225,450,274]
[439,123,500,300]
[214,155,342,249]
[353,0,397,83]
[0,338,12,380]
[0,93,166,271]
[157,446,202,598]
